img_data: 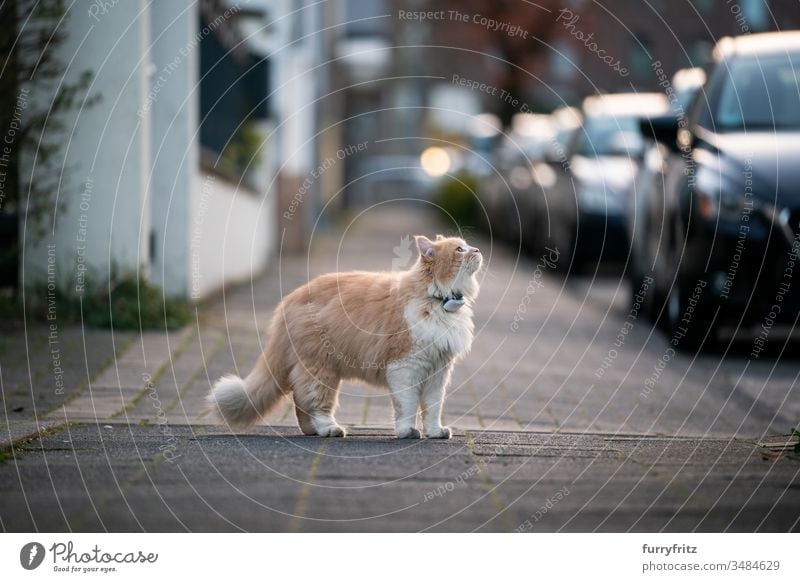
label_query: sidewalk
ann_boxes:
[1,203,798,531]
[16,204,799,437]
[2,422,798,532]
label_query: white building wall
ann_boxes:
[189,170,273,299]
[147,1,277,300]
[271,0,320,180]
[147,1,200,298]
[22,0,149,288]
[23,0,277,301]
[23,1,151,289]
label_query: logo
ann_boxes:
[20,542,45,570]
[391,235,413,271]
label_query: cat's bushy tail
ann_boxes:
[207,355,285,429]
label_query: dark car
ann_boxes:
[521,106,581,255]
[480,113,557,247]
[543,93,669,273]
[634,32,800,350]
[628,68,706,307]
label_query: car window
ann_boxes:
[574,115,644,157]
[713,52,800,130]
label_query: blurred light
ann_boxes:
[512,113,554,139]
[469,113,502,139]
[672,67,706,92]
[531,163,556,188]
[553,106,582,128]
[571,155,636,189]
[510,166,533,189]
[697,193,716,220]
[335,38,391,83]
[420,147,451,177]
[582,93,669,118]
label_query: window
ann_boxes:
[713,53,800,130]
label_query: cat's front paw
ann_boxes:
[426,426,452,439]
[318,424,347,438]
[396,427,421,439]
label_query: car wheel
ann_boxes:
[556,224,583,277]
[525,209,548,256]
[629,269,652,319]
[629,264,666,323]
[663,274,717,352]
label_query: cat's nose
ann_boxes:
[471,247,481,255]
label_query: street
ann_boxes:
[2,204,798,532]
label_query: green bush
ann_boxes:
[18,270,191,330]
[434,171,481,229]
[222,119,263,178]
[80,273,192,330]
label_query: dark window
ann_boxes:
[199,14,271,177]
[199,16,249,156]
[631,33,652,81]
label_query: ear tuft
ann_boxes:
[414,235,435,260]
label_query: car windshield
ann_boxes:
[574,115,643,157]
[674,86,700,115]
[714,52,800,130]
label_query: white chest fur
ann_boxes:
[404,298,474,359]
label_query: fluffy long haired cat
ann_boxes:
[207,234,482,439]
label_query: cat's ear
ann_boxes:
[435,234,445,241]
[415,235,435,260]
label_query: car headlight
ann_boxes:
[693,161,754,222]
[509,165,533,189]
[695,189,752,221]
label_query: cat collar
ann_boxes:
[441,293,465,313]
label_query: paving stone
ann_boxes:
[1,424,796,532]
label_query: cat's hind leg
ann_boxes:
[291,365,346,437]
[294,400,317,436]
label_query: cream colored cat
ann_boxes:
[207,234,482,439]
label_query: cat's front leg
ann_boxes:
[386,365,421,439]
[421,363,453,439]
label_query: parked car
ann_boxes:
[544,93,669,272]
[521,106,582,255]
[634,31,800,349]
[480,113,556,247]
[628,68,706,313]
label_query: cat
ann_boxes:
[207,234,482,439]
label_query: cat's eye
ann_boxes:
[456,246,466,253]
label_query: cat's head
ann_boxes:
[414,234,482,299]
